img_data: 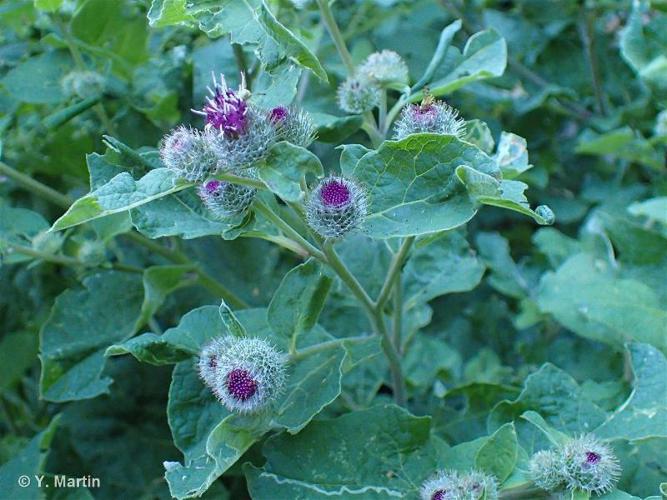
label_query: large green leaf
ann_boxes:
[137,265,198,328]
[349,134,498,238]
[403,231,485,309]
[474,422,518,482]
[0,417,59,500]
[245,405,437,498]
[40,272,144,401]
[456,165,554,225]
[1,51,72,104]
[596,343,667,441]
[267,259,332,348]
[257,142,323,203]
[51,168,191,231]
[537,253,667,352]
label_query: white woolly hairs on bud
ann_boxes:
[160,126,219,182]
[560,435,621,496]
[393,100,466,140]
[197,179,256,218]
[419,470,498,500]
[306,176,368,239]
[197,336,288,414]
[337,75,380,114]
[358,50,409,86]
[529,435,621,496]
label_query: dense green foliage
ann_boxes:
[0,0,666,498]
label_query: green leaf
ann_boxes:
[0,417,59,500]
[311,113,364,143]
[474,422,518,482]
[421,29,507,98]
[537,253,667,351]
[520,410,570,447]
[350,134,498,238]
[489,363,606,451]
[34,0,63,12]
[595,343,667,441]
[245,405,435,498]
[51,169,191,231]
[463,119,495,154]
[403,231,485,309]
[219,300,247,338]
[40,272,144,401]
[257,142,323,203]
[494,132,533,179]
[147,0,195,27]
[0,331,39,392]
[1,51,71,104]
[403,334,461,387]
[0,205,50,264]
[456,165,554,225]
[576,127,663,170]
[251,0,327,82]
[138,265,197,329]
[268,259,332,348]
[628,197,667,225]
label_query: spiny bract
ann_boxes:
[198,336,287,414]
[393,95,465,140]
[306,176,368,238]
[197,179,256,218]
[337,75,380,114]
[160,126,218,182]
[358,50,409,86]
[269,105,317,147]
[420,470,498,500]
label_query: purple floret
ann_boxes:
[225,368,258,401]
[320,179,351,207]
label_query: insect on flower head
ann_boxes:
[393,92,465,140]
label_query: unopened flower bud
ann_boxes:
[198,336,287,413]
[337,76,380,114]
[394,95,465,140]
[529,450,566,492]
[269,106,316,147]
[561,435,621,496]
[306,176,367,238]
[160,126,218,182]
[358,50,409,86]
[197,179,256,218]
[459,470,498,499]
[420,470,461,500]
[61,70,106,99]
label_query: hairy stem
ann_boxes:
[290,336,370,361]
[322,239,375,311]
[375,236,415,311]
[392,273,403,354]
[316,0,355,73]
[253,200,326,261]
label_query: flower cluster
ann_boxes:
[198,336,287,414]
[394,94,465,140]
[306,176,368,238]
[529,435,621,496]
[159,72,316,217]
[420,470,498,500]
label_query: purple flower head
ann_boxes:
[226,368,258,401]
[193,73,249,137]
[586,451,601,465]
[431,490,447,500]
[320,179,351,207]
[204,179,223,194]
[269,106,289,123]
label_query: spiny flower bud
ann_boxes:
[420,470,497,500]
[160,126,218,182]
[393,94,465,140]
[193,73,250,137]
[197,179,256,218]
[358,50,409,86]
[561,435,621,496]
[61,70,106,99]
[208,106,278,171]
[269,106,316,147]
[306,176,368,238]
[337,75,380,114]
[198,336,287,414]
[529,450,566,492]
[655,110,667,136]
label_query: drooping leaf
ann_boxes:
[257,142,323,203]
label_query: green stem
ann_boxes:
[43,95,101,130]
[4,243,142,273]
[254,234,309,258]
[322,239,374,312]
[372,313,407,406]
[216,172,266,190]
[578,8,607,116]
[375,236,414,311]
[392,273,403,354]
[103,135,155,171]
[0,161,71,208]
[253,200,326,261]
[378,89,388,137]
[290,336,369,361]
[316,0,355,73]
[196,270,248,308]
